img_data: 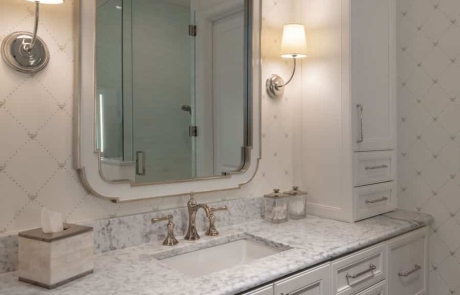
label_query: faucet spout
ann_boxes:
[184,196,212,240]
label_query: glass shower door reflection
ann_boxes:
[131,0,195,183]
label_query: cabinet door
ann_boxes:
[274,263,331,295]
[387,227,428,295]
[351,0,396,151]
[242,284,274,295]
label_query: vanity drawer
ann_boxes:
[354,182,396,221]
[241,284,274,295]
[355,280,387,295]
[332,243,386,295]
[354,151,395,187]
[387,227,428,295]
[274,263,331,295]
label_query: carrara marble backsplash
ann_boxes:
[0,197,263,273]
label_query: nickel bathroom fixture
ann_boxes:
[185,195,228,240]
[1,0,64,73]
[266,24,307,98]
[151,215,179,246]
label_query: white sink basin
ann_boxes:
[159,239,282,277]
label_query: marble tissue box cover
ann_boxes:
[18,224,94,289]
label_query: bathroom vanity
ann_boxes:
[0,210,432,295]
[244,226,428,295]
[0,0,433,293]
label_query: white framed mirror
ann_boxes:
[74,0,261,202]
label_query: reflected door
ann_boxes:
[96,0,124,161]
[131,0,195,183]
[95,0,250,184]
[212,10,245,174]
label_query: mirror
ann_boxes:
[95,0,250,184]
[75,0,261,201]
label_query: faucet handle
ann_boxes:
[205,206,228,236]
[211,206,228,212]
[152,215,179,246]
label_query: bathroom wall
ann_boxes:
[0,0,299,234]
[396,0,460,293]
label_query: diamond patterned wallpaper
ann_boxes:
[3,0,458,291]
[397,0,460,294]
[0,0,299,234]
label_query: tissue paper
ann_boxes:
[41,208,64,234]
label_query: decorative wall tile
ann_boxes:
[397,0,460,293]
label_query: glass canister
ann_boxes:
[284,186,308,219]
[263,189,289,223]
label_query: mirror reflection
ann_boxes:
[95,0,249,184]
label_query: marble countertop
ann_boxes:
[0,210,433,295]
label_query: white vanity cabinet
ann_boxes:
[387,227,429,295]
[241,228,428,295]
[299,0,397,222]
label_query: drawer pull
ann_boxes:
[365,197,388,204]
[398,264,421,277]
[365,165,388,170]
[356,104,364,143]
[346,263,376,279]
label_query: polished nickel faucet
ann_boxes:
[185,195,228,240]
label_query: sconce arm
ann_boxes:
[26,1,40,51]
[277,58,296,88]
[265,57,299,98]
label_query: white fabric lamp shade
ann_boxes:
[280,24,307,58]
[26,0,64,4]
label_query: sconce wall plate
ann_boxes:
[266,74,285,98]
[1,32,50,73]
[1,0,61,74]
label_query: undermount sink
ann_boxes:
[159,239,282,277]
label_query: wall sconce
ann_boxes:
[1,0,64,74]
[266,24,307,98]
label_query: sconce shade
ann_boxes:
[26,0,64,4]
[280,24,307,58]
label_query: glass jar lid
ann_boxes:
[264,189,289,199]
[284,186,308,196]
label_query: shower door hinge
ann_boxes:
[189,126,198,137]
[189,25,197,36]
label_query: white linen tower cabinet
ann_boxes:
[298,0,397,222]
